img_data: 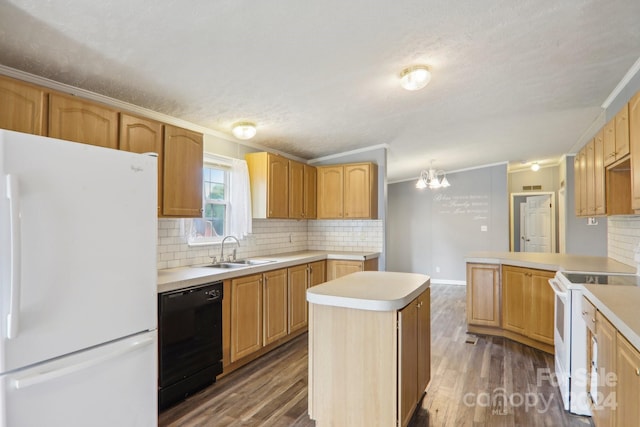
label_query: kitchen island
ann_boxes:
[307,271,430,427]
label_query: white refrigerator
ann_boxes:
[0,130,158,427]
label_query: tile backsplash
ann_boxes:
[608,216,640,267]
[157,218,384,270]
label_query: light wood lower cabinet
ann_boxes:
[466,263,554,354]
[230,274,263,363]
[326,258,378,281]
[263,269,288,345]
[309,287,430,427]
[466,263,500,327]
[288,264,309,334]
[585,297,640,427]
[308,260,326,287]
[227,262,328,370]
[502,266,554,348]
[615,332,640,426]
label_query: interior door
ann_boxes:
[523,195,552,253]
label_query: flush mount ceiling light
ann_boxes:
[231,122,257,140]
[415,161,450,189]
[400,65,431,91]
[531,162,541,172]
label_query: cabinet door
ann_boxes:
[230,274,263,362]
[326,260,363,281]
[0,76,46,135]
[304,164,317,218]
[574,155,582,217]
[616,332,640,426]
[162,124,203,217]
[398,299,419,427]
[502,266,527,335]
[48,93,118,149]
[466,263,500,327]
[288,160,304,218]
[263,269,288,345]
[579,146,588,216]
[266,154,289,218]
[344,163,375,218]
[586,138,596,215]
[592,312,616,427]
[604,118,616,167]
[630,92,640,211]
[417,288,431,395]
[308,260,326,287]
[119,114,163,214]
[317,166,344,218]
[288,264,308,333]
[615,103,630,160]
[594,131,606,215]
[527,269,555,345]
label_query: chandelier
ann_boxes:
[415,163,450,189]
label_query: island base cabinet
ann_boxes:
[309,288,430,427]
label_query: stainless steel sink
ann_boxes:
[203,259,275,269]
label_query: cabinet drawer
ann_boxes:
[582,296,597,334]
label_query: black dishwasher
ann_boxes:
[158,281,223,409]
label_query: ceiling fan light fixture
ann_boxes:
[231,122,257,140]
[400,65,431,91]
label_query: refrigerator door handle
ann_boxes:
[11,335,155,390]
[6,174,21,339]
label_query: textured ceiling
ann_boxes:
[1,0,639,181]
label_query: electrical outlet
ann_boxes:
[435,266,441,273]
[481,225,488,232]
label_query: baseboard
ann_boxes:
[430,279,466,286]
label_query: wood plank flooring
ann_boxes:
[158,284,593,427]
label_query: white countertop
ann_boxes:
[157,250,380,293]
[581,284,640,352]
[465,251,635,274]
[306,271,430,311]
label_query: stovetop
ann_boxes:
[561,272,640,286]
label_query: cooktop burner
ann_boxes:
[562,272,640,286]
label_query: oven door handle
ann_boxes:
[548,278,568,303]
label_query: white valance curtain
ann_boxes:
[229,158,252,239]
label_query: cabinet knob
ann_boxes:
[636,368,640,376]
[591,318,596,323]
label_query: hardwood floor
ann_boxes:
[158,284,593,427]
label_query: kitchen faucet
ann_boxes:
[220,235,240,262]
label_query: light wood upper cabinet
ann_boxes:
[230,274,263,363]
[604,117,616,167]
[574,155,582,217]
[615,104,630,160]
[466,263,500,327]
[630,92,640,211]
[245,152,289,219]
[263,268,288,345]
[303,164,317,219]
[119,114,163,214]
[586,138,596,215]
[0,76,47,135]
[48,93,118,149]
[317,165,344,218]
[616,332,640,426]
[162,124,203,217]
[594,131,606,215]
[579,145,588,216]
[502,266,554,346]
[317,162,378,219]
[288,264,308,334]
[289,160,304,219]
